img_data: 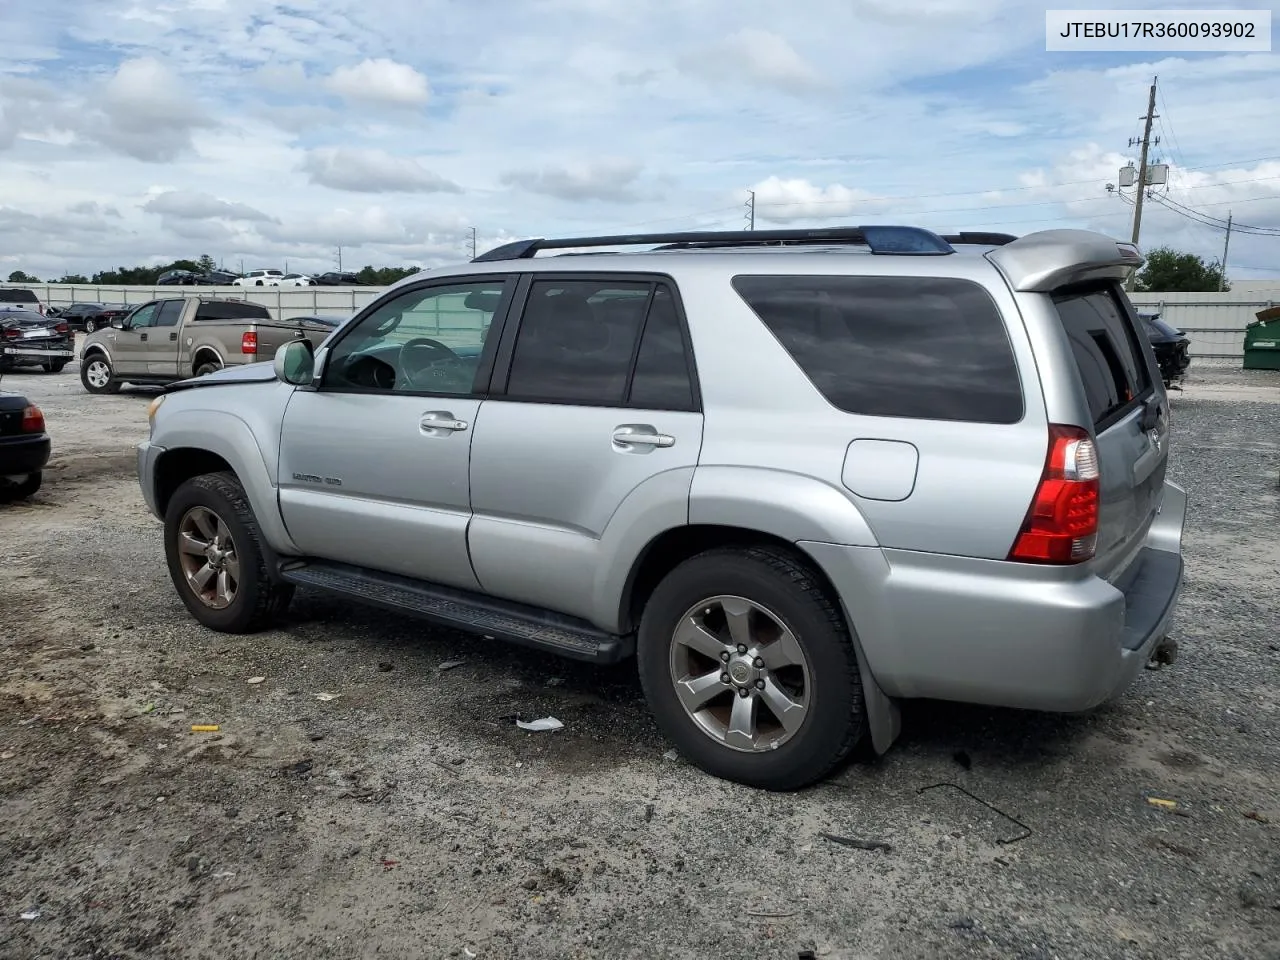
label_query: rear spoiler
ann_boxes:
[986,229,1144,293]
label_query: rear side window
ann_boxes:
[154,301,184,327]
[194,301,272,321]
[732,275,1023,423]
[0,289,39,304]
[1052,285,1152,427]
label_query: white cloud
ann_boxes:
[302,147,462,194]
[325,58,430,106]
[502,159,646,202]
[751,176,891,223]
[142,189,275,222]
[681,28,822,94]
[96,57,215,161]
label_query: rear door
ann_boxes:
[1051,282,1165,576]
[146,299,187,375]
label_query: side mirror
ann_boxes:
[110,317,126,330]
[274,338,315,385]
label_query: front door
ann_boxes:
[468,277,705,623]
[147,299,186,376]
[108,301,159,375]
[277,276,515,589]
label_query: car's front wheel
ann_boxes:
[164,471,293,633]
[84,319,97,333]
[637,547,866,790]
[80,354,120,394]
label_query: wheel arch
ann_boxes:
[190,345,225,374]
[619,523,901,755]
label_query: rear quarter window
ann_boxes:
[1052,284,1152,428]
[194,301,272,321]
[0,289,39,304]
[731,274,1024,423]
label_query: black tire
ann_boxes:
[80,354,121,394]
[0,471,41,502]
[44,360,67,373]
[84,319,97,333]
[637,546,865,791]
[194,359,222,377]
[163,471,294,633]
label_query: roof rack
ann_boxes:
[941,232,1018,246]
[472,225,959,262]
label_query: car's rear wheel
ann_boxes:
[637,546,866,790]
[43,360,67,373]
[80,354,120,394]
[164,471,293,633]
[0,471,41,502]
[194,359,222,377]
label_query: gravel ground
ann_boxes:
[1,351,1277,960]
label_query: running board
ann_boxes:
[278,560,634,664]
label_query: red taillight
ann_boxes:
[21,405,45,434]
[55,322,69,335]
[3,327,18,339]
[1008,425,1100,564]
[37,304,45,316]
[241,331,257,355]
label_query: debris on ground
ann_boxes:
[818,831,892,852]
[1243,810,1270,824]
[437,659,467,672]
[1146,796,1179,811]
[377,662,393,672]
[247,676,265,685]
[190,724,220,733]
[314,692,339,702]
[917,783,1033,844]
[380,858,400,871]
[662,748,680,761]
[515,717,563,732]
[19,909,40,921]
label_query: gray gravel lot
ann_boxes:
[1,350,1277,960]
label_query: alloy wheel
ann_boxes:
[176,505,240,609]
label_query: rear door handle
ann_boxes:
[613,425,675,448]
[140,333,148,341]
[169,332,177,341]
[420,411,469,433]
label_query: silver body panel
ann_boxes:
[139,228,1186,733]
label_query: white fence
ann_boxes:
[4,283,384,322]
[1129,292,1273,360]
[3,283,1274,360]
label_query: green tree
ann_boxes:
[58,274,90,284]
[355,265,419,285]
[1134,246,1229,293]
[7,270,39,283]
[197,253,217,274]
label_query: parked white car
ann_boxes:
[275,274,314,287]
[233,270,285,287]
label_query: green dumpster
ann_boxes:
[1243,306,1280,371]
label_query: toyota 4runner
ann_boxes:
[137,225,1186,790]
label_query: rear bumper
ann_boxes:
[1,343,74,362]
[802,480,1188,713]
[0,435,51,477]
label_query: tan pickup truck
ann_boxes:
[79,296,340,394]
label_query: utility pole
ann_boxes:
[468,227,477,259]
[745,191,755,230]
[1218,212,1232,292]
[336,246,343,273]
[1125,76,1159,291]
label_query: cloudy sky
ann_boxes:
[1,0,1278,282]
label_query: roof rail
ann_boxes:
[942,232,1018,246]
[472,225,957,262]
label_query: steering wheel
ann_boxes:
[399,337,461,389]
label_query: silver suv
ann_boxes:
[137,225,1186,790]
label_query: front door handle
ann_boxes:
[169,332,178,341]
[420,411,469,434]
[140,333,148,341]
[613,425,675,448]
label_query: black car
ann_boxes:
[57,302,131,333]
[204,269,241,285]
[311,271,366,286]
[1138,311,1191,388]
[0,310,75,373]
[157,270,210,286]
[0,389,49,500]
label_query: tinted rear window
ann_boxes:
[731,274,1023,423]
[194,301,272,321]
[1053,285,1152,427]
[0,290,39,303]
